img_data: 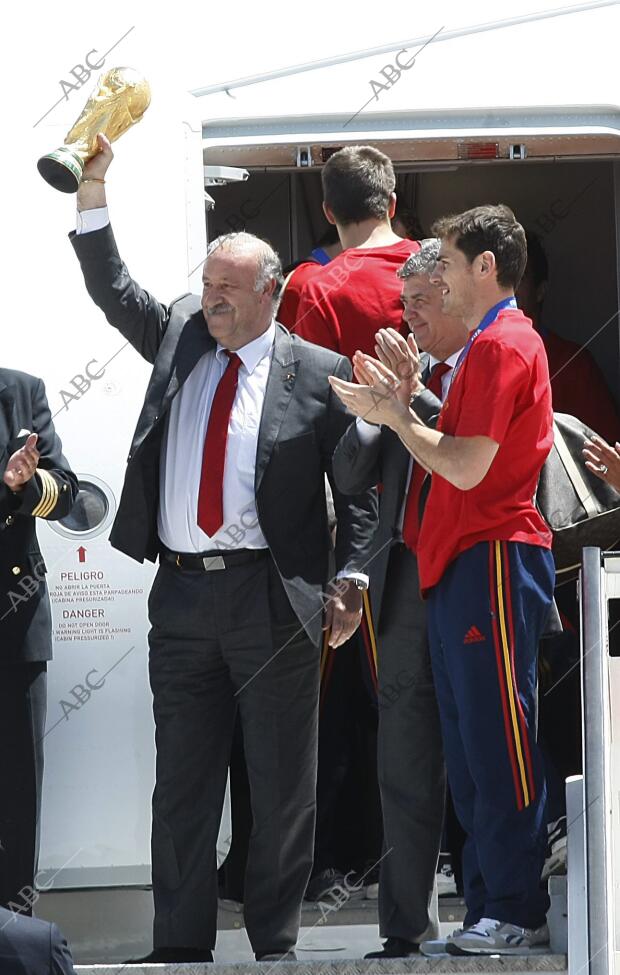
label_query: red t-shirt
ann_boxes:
[542,330,620,444]
[278,261,323,329]
[293,239,420,359]
[417,308,553,593]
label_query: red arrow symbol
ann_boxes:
[77,546,86,563]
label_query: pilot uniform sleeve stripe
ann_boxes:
[31,470,50,517]
[40,471,60,517]
[31,470,59,518]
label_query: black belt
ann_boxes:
[160,545,268,572]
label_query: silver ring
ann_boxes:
[600,465,609,475]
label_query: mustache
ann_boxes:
[206,302,234,315]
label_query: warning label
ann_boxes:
[51,569,145,643]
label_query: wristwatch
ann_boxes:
[349,577,369,591]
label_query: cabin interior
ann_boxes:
[205,152,620,411]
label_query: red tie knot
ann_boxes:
[428,362,451,397]
[225,350,242,370]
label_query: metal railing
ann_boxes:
[574,547,616,975]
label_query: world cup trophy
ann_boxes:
[37,67,151,193]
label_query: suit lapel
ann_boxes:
[420,352,431,385]
[391,352,432,501]
[255,326,298,492]
[161,311,215,412]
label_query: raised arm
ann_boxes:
[68,134,174,364]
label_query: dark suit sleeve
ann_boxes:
[50,922,77,975]
[321,356,378,576]
[411,387,442,427]
[332,419,382,496]
[0,379,78,523]
[332,383,443,496]
[69,223,173,364]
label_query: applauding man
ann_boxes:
[0,370,77,916]
[330,205,555,957]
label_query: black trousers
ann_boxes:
[375,545,445,941]
[0,663,47,912]
[148,552,319,955]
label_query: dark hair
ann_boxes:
[316,224,341,248]
[431,204,527,289]
[321,145,395,226]
[393,202,425,240]
[523,230,548,287]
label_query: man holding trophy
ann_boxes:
[57,111,376,965]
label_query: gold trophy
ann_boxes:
[37,67,151,193]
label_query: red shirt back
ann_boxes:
[542,330,620,443]
[293,239,420,358]
[417,308,553,593]
[278,261,323,329]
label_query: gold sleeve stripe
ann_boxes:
[31,470,59,518]
[31,471,50,517]
[39,471,59,517]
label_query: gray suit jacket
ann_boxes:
[0,908,75,975]
[332,367,440,627]
[70,224,377,647]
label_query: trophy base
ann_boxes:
[37,148,84,193]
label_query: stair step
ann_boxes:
[75,957,567,974]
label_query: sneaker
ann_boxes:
[543,816,567,880]
[305,867,348,902]
[437,862,458,897]
[447,917,550,955]
[344,862,378,900]
[420,927,465,956]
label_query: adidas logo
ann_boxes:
[464,625,486,644]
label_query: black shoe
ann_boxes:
[124,947,214,964]
[305,867,346,902]
[365,937,420,958]
[256,950,297,961]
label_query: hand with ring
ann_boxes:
[583,433,620,492]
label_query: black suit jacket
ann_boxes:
[332,367,441,626]
[0,908,75,975]
[70,224,377,647]
[0,370,78,664]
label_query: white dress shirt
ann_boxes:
[158,326,274,552]
[75,206,272,551]
[76,208,369,580]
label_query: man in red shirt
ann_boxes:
[293,145,419,357]
[278,226,342,329]
[329,205,555,956]
[516,230,620,441]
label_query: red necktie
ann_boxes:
[197,351,242,537]
[401,362,451,553]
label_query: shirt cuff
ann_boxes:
[76,207,110,235]
[355,417,380,442]
[335,570,369,590]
